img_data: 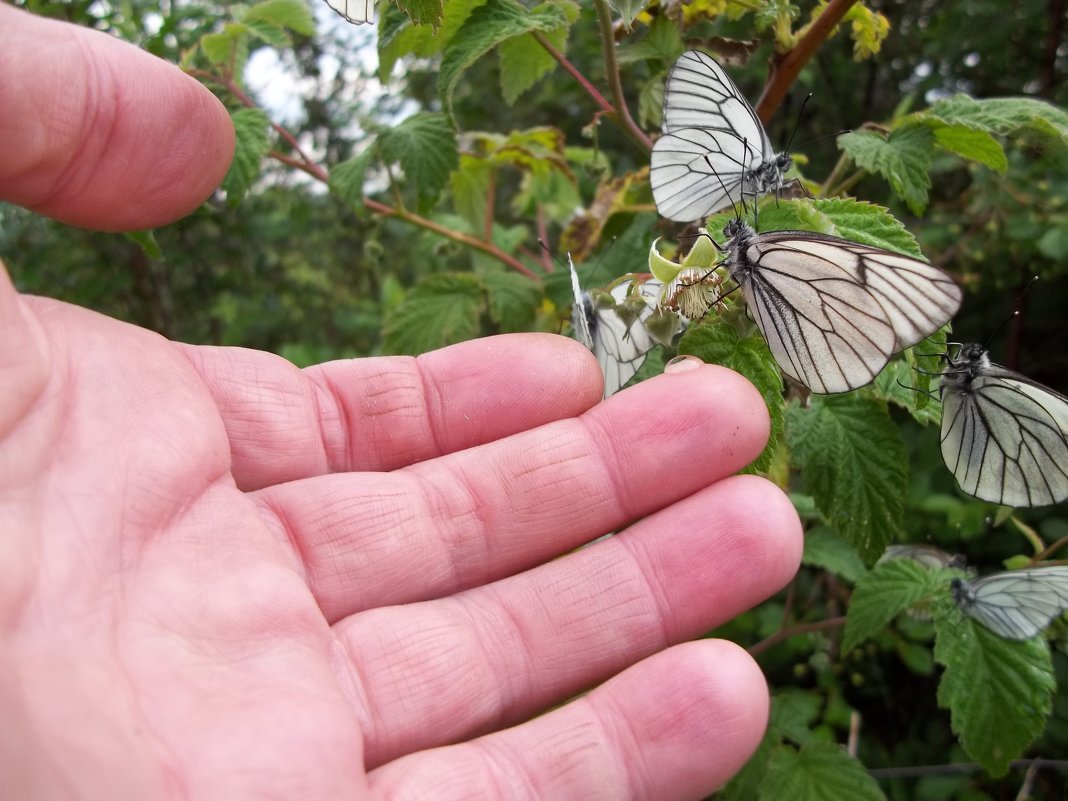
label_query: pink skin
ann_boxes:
[0,6,802,800]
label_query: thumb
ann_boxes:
[0,4,235,231]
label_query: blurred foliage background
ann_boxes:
[5,0,1067,377]
[3,1,1068,798]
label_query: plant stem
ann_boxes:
[532,31,615,116]
[828,169,867,197]
[190,69,537,279]
[748,616,847,657]
[593,0,654,152]
[819,151,852,197]
[755,0,862,124]
[533,2,653,152]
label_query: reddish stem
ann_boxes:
[755,0,861,124]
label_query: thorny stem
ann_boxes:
[532,31,614,117]
[189,69,536,279]
[593,0,654,152]
[755,0,862,124]
[748,616,847,657]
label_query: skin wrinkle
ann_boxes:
[252,494,312,585]
[468,585,542,723]
[355,607,501,762]
[311,368,356,475]
[598,692,653,798]
[40,30,111,212]
[607,537,675,652]
[481,734,544,800]
[410,358,447,462]
[404,469,486,592]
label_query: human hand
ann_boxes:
[0,6,801,799]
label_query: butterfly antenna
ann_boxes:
[784,92,814,154]
[981,276,1038,351]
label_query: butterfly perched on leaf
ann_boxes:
[651,50,792,223]
[568,258,682,398]
[951,566,1068,640]
[704,218,962,394]
[938,342,1068,507]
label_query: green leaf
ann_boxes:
[837,124,935,215]
[378,0,487,80]
[930,94,1068,145]
[760,743,887,801]
[378,113,459,209]
[868,327,948,426]
[328,150,376,217]
[678,318,784,475]
[382,273,485,354]
[243,0,315,36]
[752,199,836,236]
[616,13,683,62]
[786,395,908,562]
[397,0,446,26]
[803,525,867,584]
[609,0,651,27]
[498,2,576,105]
[124,229,163,261]
[450,154,494,231]
[843,559,941,652]
[930,123,1008,173]
[222,108,271,203]
[243,17,289,47]
[770,689,824,746]
[481,270,541,333]
[840,2,889,60]
[809,198,924,258]
[934,603,1056,776]
[438,0,567,122]
[1038,225,1068,260]
[638,73,664,130]
[201,29,240,64]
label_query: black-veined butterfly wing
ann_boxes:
[726,224,963,394]
[660,50,770,149]
[652,50,787,221]
[569,258,662,398]
[939,345,1068,507]
[879,544,968,571]
[952,566,1068,640]
[651,128,757,223]
[322,0,373,24]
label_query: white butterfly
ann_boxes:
[939,343,1068,507]
[714,218,962,394]
[569,258,668,398]
[322,0,373,24]
[651,50,792,223]
[878,544,968,571]
[951,566,1068,640]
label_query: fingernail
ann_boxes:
[664,354,705,374]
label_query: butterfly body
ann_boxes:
[939,344,1068,507]
[652,50,791,222]
[718,219,962,394]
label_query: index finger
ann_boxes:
[0,4,234,230]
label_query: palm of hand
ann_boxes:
[1,6,801,798]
